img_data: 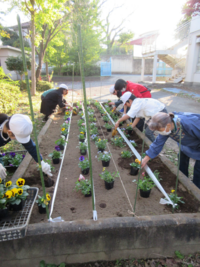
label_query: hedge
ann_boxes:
[19,80,54,92]
[54,63,100,76]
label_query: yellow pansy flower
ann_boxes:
[18,188,23,195]
[46,194,51,201]
[4,191,12,199]
[121,152,123,154]
[65,112,69,115]
[6,181,12,187]
[0,178,2,183]
[80,132,84,134]
[16,178,25,187]
[61,128,65,131]
[102,167,106,171]
[99,139,101,141]
[44,200,48,205]
[135,159,139,163]
[11,188,18,197]
[171,190,175,193]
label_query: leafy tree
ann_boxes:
[68,0,102,65]
[1,27,30,48]
[182,0,200,18]
[5,56,31,80]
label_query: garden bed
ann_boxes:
[20,103,200,225]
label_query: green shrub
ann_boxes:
[0,81,21,114]
[59,63,100,76]
[19,80,53,92]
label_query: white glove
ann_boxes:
[41,160,53,177]
[0,163,6,180]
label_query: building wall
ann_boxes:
[0,46,31,80]
[185,16,200,85]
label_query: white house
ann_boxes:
[0,46,31,80]
[185,15,200,86]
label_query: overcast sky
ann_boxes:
[1,0,186,37]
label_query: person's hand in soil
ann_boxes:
[141,155,151,168]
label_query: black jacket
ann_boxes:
[40,88,66,116]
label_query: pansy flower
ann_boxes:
[46,193,51,201]
[16,178,25,187]
[10,152,15,158]
[4,190,12,199]
[79,156,85,161]
[5,181,12,187]
[55,146,61,151]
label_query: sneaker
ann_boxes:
[42,116,48,122]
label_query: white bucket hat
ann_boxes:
[9,114,33,144]
[120,92,132,105]
[59,84,68,90]
[109,86,115,94]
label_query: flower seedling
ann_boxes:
[130,159,141,168]
[78,119,85,127]
[79,133,85,141]
[95,139,107,150]
[130,140,137,147]
[121,150,133,159]
[103,115,109,122]
[61,127,68,136]
[98,152,111,162]
[90,127,98,135]
[104,123,112,130]
[126,124,133,131]
[137,172,155,191]
[55,138,67,147]
[77,142,87,153]
[48,150,62,159]
[78,157,90,170]
[2,152,25,167]
[111,137,125,148]
[166,190,185,209]
[91,134,99,142]
[36,193,51,208]
[74,178,91,196]
[99,169,119,183]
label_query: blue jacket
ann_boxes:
[0,132,42,163]
[146,112,200,160]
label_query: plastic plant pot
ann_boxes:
[59,144,64,150]
[102,160,110,167]
[127,129,132,135]
[52,158,60,164]
[79,138,85,143]
[84,192,92,197]
[0,207,9,220]
[81,168,89,175]
[107,128,112,132]
[140,189,151,198]
[104,180,114,190]
[98,148,104,152]
[130,166,139,176]
[38,204,49,214]
[9,200,24,211]
[80,150,87,155]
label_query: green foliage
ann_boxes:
[55,138,67,146]
[74,178,91,196]
[78,158,90,171]
[48,150,62,159]
[104,123,112,129]
[95,139,107,150]
[0,78,21,114]
[5,56,31,80]
[99,170,119,183]
[121,150,133,159]
[2,152,25,167]
[137,172,155,191]
[175,250,184,259]
[57,63,100,77]
[98,152,111,162]
[1,27,30,48]
[166,191,185,209]
[111,137,125,148]
[19,80,53,92]
[77,142,87,153]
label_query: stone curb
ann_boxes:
[11,116,53,182]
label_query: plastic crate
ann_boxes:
[0,187,38,242]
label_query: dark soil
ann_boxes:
[22,105,200,224]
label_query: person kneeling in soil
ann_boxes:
[40,84,71,122]
[114,92,168,142]
[0,113,52,180]
[141,112,200,189]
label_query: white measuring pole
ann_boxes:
[100,103,175,207]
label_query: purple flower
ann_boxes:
[79,156,85,161]
[10,152,15,158]
[55,146,61,151]
[2,153,5,156]
[9,164,14,166]
[66,118,70,121]
[22,155,25,158]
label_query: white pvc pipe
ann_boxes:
[100,103,175,207]
[49,109,73,220]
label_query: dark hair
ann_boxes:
[127,94,136,102]
[117,90,122,98]
[58,88,67,94]
[0,113,9,125]
[115,79,127,91]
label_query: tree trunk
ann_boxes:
[46,62,49,81]
[36,48,44,82]
[31,12,36,96]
